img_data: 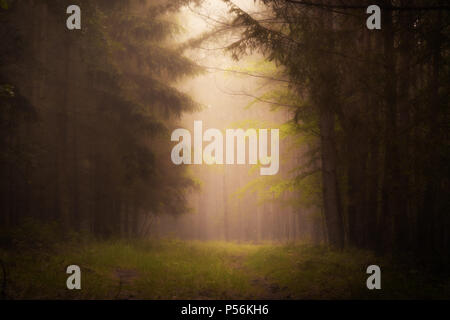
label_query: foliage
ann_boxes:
[0,0,202,237]
[219,0,450,254]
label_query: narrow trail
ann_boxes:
[3,240,447,299]
[227,252,290,300]
[110,248,292,300]
[115,268,139,300]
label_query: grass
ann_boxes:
[1,237,450,299]
[243,244,450,299]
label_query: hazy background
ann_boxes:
[150,1,322,242]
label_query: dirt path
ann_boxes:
[228,252,290,299]
[114,268,139,300]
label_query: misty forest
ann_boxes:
[0,0,449,299]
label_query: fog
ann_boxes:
[2,0,449,300]
[149,0,324,243]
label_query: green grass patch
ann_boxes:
[244,243,450,299]
[1,234,449,299]
[1,239,264,299]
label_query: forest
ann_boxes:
[0,0,449,299]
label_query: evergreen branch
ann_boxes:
[285,0,450,11]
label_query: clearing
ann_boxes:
[1,240,449,299]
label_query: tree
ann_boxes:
[0,0,202,237]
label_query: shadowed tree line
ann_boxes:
[215,0,449,260]
[0,0,201,237]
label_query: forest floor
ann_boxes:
[1,235,450,299]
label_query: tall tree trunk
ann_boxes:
[314,0,344,250]
[380,1,400,253]
[396,2,414,249]
[319,102,344,249]
[418,7,443,257]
